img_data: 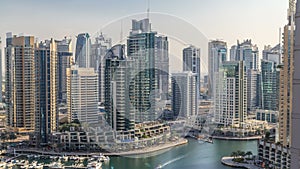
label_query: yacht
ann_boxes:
[155,164,162,169]
[93,153,110,162]
[87,160,102,169]
[48,162,64,169]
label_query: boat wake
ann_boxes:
[155,155,186,169]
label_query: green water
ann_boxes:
[102,139,258,169]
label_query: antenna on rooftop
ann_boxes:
[147,0,150,19]
[120,20,123,43]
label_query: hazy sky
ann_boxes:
[0,0,288,73]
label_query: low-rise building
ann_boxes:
[256,109,278,123]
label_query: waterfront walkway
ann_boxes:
[221,157,262,169]
[213,136,262,141]
[9,139,188,157]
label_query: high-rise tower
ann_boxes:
[67,66,99,125]
[183,45,201,90]
[75,33,91,68]
[208,40,227,99]
[214,61,247,127]
[56,37,73,103]
[35,39,58,144]
[291,0,300,168]
[127,18,157,122]
[278,0,295,148]
[104,44,135,131]
[171,72,198,118]
[5,33,36,132]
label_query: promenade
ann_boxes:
[221,157,262,169]
[212,136,262,141]
[9,138,188,157]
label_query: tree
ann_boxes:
[246,151,253,159]
[238,151,245,157]
[8,132,17,140]
[72,119,81,125]
[265,131,270,141]
[231,151,237,159]
[0,132,7,142]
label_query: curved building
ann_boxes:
[75,33,91,68]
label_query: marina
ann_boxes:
[0,138,257,169]
[0,153,110,169]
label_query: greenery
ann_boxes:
[230,150,253,163]
[0,132,17,141]
[142,135,149,139]
[265,131,270,141]
[59,121,82,132]
[232,158,247,163]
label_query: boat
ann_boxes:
[87,160,102,169]
[28,161,44,169]
[48,162,64,169]
[16,160,29,168]
[93,153,110,162]
[197,134,213,144]
[155,164,162,169]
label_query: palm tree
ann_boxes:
[246,151,253,159]
[231,151,237,159]
[8,132,17,140]
[240,151,246,157]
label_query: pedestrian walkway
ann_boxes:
[221,157,262,169]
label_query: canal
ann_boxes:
[102,138,258,169]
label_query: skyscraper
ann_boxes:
[35,39,58,144]
[127,18,157,123]
[214,61,247,127]
[262,44,281,65]
[278,0,295,148]
[90,33,111,103]
[260,60,279,111]
[155,36,169,100]
[171,72,198,118]
[229,45,237,61]
[104,44,135,131]
[75,33,91,68]
[246,69,259,112]
[208,40,227,98]
[291,0,300,168]
[234,40,259,70]
[232,40,259,112]
[67,66,99,125]
[258,1,294,168]
[5,33,36,132]
[56,37,73,103]
[0,37,2,102]
[90,32,112,71]
[183,45,201,89]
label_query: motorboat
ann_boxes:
[48,162,64,169]
[87,160,102,169]
[93,153,110,162]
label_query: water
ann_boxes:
[102,139,258,169]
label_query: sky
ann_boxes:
[0,0,288,73]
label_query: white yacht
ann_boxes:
[87,160,102,169]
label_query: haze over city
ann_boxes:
[1,0,300,169]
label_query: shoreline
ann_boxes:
[106,138,188,156]
[9,139,188,157]
[221,157,262,169]
[212,136,262,141]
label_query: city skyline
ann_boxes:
[0,0,288,63]
[0,1,299,169]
